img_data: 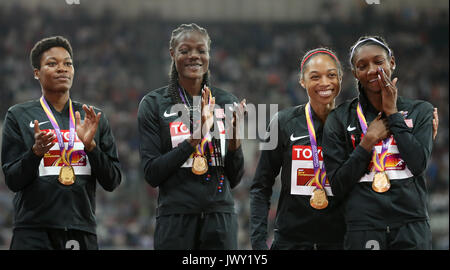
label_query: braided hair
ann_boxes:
[168,23,211,105]
[167,23,225,190]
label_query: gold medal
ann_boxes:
[192,155,208,175]
[310,188,328,210]
[59,165,75,185]
[372,171,390,193]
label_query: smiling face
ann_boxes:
[34,46,74,94]
[300,54,342,107]
[352,44,396,95]
[170,31,210,85]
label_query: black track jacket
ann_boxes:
[250,104,345,250]
[138,86,244,217]
[323,90,434,232]
[1,98,122,234]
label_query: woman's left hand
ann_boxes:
[76,104,101,152]
[377,67,398,116]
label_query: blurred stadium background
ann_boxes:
[0,0,448,250]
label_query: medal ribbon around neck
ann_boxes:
[305,103,327,189]
[40,97,76,166]
[196,133,212,157]
[356,103,392,173]
[371,137,392,173]
[178,87,190,108]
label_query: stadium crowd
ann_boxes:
[0,3,448,249]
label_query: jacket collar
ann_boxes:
[358,88,380,116]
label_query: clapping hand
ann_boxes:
[75,104,101,152]
[32,120,56,157]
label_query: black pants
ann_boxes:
[10,228,98,250]
[344,220,432,250]
[154,212,238,250]
[270,232,343,250]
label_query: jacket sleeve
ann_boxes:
[224,145,244,189]
[322,110,372,198]
[85,112,122,192]
[249,114,283,250]
[138,97,195,187]
[387,103,433,176]
[1,110,42,192]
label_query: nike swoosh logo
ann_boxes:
[29,121,50,128]
[347,125,356,132]
[290,134,309,142]
[163,110,178,118]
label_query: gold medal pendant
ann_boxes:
[192,156,208,175]
[59,165,76,186]
[372,171,390,193]
[310,188,328,210]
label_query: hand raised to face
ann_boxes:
[377,67,398,116]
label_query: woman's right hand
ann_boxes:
[360,114,390,152]
[201,86,215,137]
[32,120,56,157]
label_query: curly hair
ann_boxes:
[30,36,73,70]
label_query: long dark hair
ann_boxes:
[167,24,225,189]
